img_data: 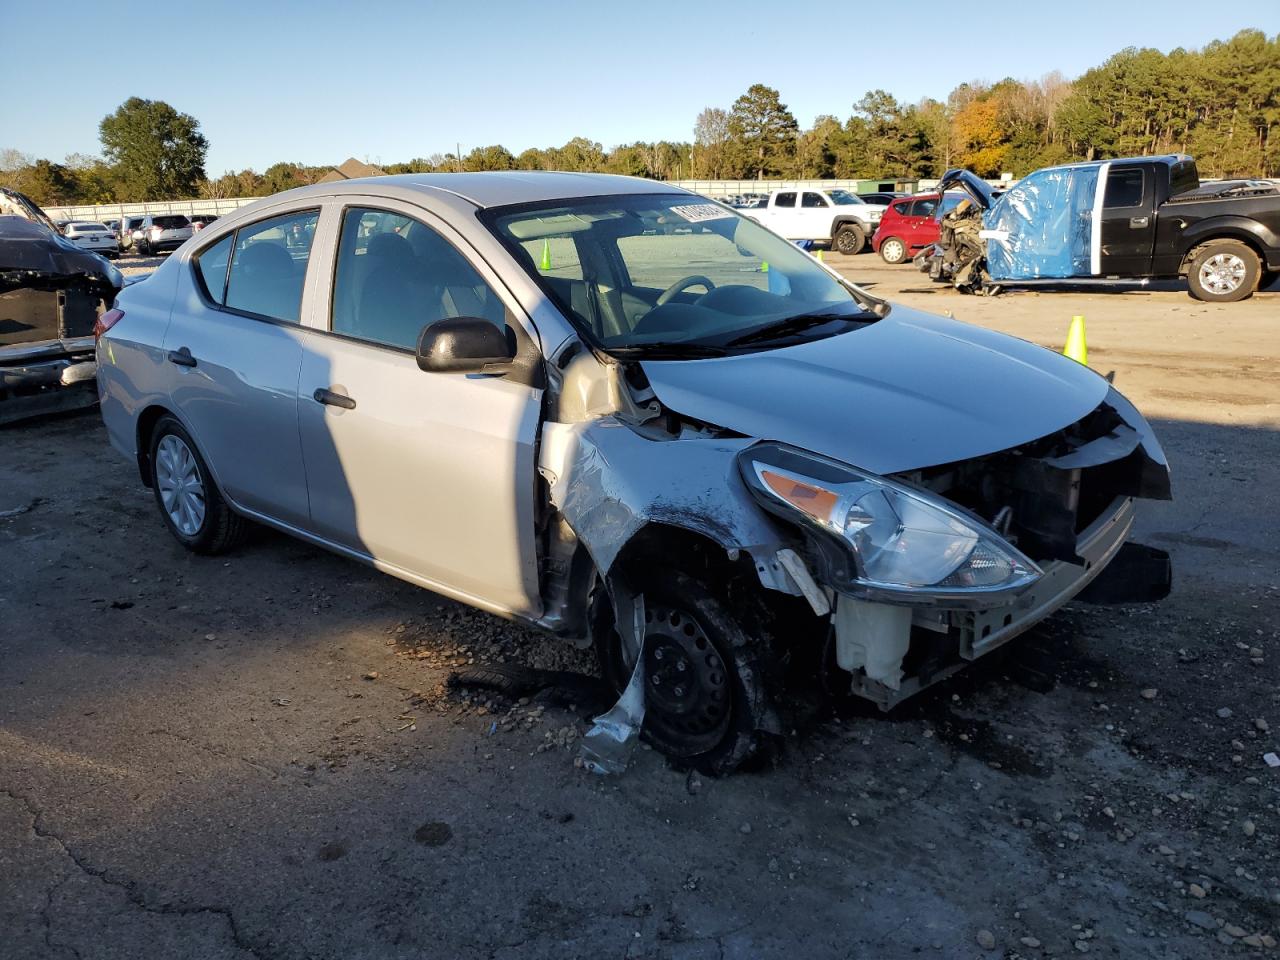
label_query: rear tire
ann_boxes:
[833,223,866,255]
[148,415,245,555]
[1186,240,1259,303]
[594,569,776,775]
[879,236,907,264]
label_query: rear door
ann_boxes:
[1098,164,1155,276]
[798,191,831,240]
[295,201,543,615]
[163,207,320,528]
[768,191,799,238]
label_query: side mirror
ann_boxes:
[416,316,514,374]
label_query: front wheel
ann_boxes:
[1187,241,1259,303]
[879,236,907,264]
[833,223,866,255]
[594,570,776,775]
[149,416,246,554]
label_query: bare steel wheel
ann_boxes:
[642,603,732,755]
[155,434,206,536]
[592,568,777,774]
[1187,241,1259,303]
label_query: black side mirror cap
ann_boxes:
[416,316,515,374]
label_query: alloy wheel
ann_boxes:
[1199,253,1246,295]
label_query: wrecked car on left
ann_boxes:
[97,173,1172,773]
[1,188,122,424]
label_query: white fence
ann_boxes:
[44,197,260,223]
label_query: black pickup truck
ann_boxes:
[923,155,1280,302]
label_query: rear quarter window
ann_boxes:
[1169,160,1199,197]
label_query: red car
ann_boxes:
[872,193,965,264]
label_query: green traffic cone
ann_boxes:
[761,260,769,273]
[540,239,552,271]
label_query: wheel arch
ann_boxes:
[134,403,175,487]
[831,214,868,234]
[1177,221,1273,274]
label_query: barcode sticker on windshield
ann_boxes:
[670,203,733,223]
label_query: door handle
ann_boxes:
[167,347,197,368]
[1129,216,1150,229]
[313,387,356,410]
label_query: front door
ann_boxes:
[296,203,543,615]
[1098,164,1156,276]
[164,207,321,528]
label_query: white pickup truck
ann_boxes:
[737,188,888,254]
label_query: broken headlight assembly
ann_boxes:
[738,442,1041,605]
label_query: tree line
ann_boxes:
[3,29,1276,207]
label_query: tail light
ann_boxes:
[150,225,163,236]
[94,308,124,342]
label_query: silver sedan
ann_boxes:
[97,173,1172,773]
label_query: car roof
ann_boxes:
[278,171,683,209]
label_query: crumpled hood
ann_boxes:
[640,306,1110,476]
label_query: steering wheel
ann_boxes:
[655,275,716,307]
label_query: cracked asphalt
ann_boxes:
[1,259,1278,959]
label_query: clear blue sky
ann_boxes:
[1,1,1270,174]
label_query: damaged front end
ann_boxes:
[814,389,1171,709]
[917,170,994,294]
[1,191,122,424]
[536,342,1171,744]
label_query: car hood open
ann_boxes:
[639,305,1110,476]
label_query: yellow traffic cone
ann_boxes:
[761,260,769,273]
[540,239,552,271]
[1063,315,1087,365]
[816,249,825,262]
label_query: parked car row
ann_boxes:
[58,213,221,258]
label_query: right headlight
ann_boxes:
[739,442,1040,604]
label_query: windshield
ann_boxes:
[486,193,877,357]
[826,190,866,205]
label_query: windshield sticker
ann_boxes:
[669,203,733,223]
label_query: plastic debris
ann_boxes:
[1264,752,1280,768]
[579,596,647,776]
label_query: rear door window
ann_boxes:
[910,198,938,218]
[774,192,796,208]
[223,209,320,322]
[1104,168,1146,208]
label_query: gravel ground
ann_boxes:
[1,252,1278,959]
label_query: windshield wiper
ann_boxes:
[726,312,868,347]
[609,341,729,359]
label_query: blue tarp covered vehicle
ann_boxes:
[920,156,1280,302]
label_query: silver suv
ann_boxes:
[133,214,193,255]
